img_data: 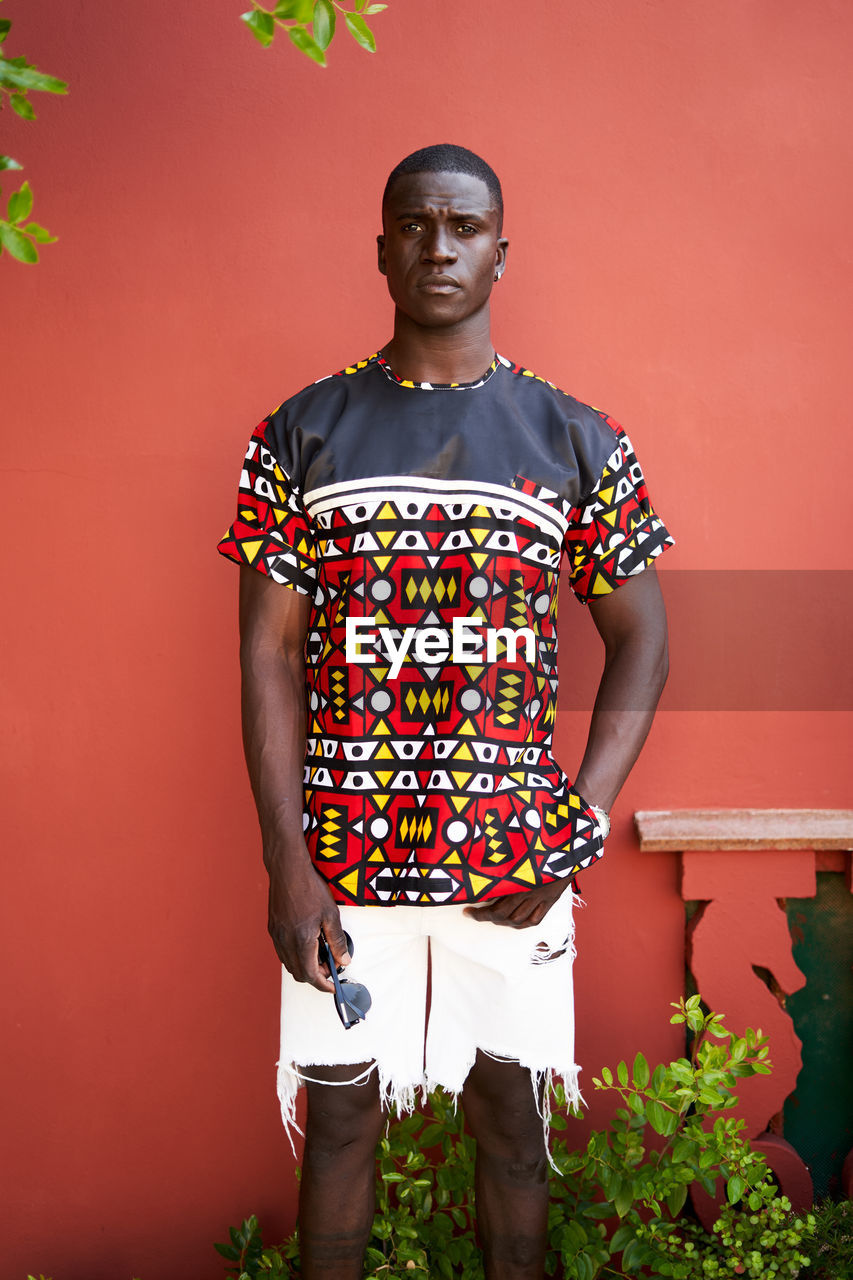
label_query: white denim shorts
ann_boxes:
[276,891,582,1156]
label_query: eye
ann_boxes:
[401,222,424,233]
[456,223,478,234]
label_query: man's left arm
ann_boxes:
[465,567,669,926]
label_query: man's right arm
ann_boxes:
[238,566,351,991]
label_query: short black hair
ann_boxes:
[383,144,503,230]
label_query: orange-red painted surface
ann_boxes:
[3,1,853,1275]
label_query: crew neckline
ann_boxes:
[375,350,502,391]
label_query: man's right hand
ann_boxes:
[267,852,351,991]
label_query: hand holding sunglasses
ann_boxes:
[317,929,372,1030]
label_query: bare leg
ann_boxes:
[461,1051,549,1280]
[298,1062,386,1280]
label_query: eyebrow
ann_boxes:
[394,208,490,222]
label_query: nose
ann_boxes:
[421,224,457,264]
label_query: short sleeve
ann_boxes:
[217,420,317,594]
[565,418,674,605]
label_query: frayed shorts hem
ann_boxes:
[276,893,583,1166]
[276,1057,583,1171]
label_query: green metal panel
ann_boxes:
[784,873,853,1198]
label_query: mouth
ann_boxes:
[417,274,461,293]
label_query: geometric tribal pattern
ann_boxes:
[218,354,673,905]
[564,416,672,603]
[293,470,602,905]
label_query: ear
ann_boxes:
[377,234,387,276]
[494,237,509,281]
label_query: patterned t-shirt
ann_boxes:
[218,352,673,906]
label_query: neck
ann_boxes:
[381,309,496,385]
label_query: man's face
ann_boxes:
[377,171,508,330]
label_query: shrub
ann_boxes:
[216,997,820,1278]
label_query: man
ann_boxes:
[218,143,672,1280]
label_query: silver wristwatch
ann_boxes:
[590,804,611,840]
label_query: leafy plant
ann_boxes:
[217,998,826,1277]
[215,1214,296,1277]
[546,995,789,1276]
[241,0,387,67]
[0,1,66,263]
[806,1196,853,1279]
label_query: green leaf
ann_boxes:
[275,0,313,18]
[611,1224,634,1251]
[418,1122,446,1146]
[7,179,32,223]
[0,155,22,171]
[577,1255,594,1280]
[601,1066,613,1086]
[213,1242,241,1260]
[666,1183,688,1216]
[0,19,11,42]
[614,1181,634,1218]
[646,1100,678,1136]
[363,3,387,10]
[633,1051,649,1088]
[730,1038,747,1063]
[616,1060,629,1087]
[0,220,37,260]
[241,10,276,46]
[727,1173,745,1204]
[670,1060,694,1085]
[622,1237,646,1271]
[672,1137,694,1163]
[586,1201,615,1218]
[344,12,376,51]
[23,221,55,243]
[312,0,335,49]
[10,92,35,119]
[0,61,68,93]
[287,25,326,64]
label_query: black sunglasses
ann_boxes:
[318,930,372,1030]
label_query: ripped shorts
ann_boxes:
[277,890,582,1156]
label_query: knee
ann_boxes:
[304,1076,384,1158]
[470,1107,547,1178]
[468,1099,548,1182]
[482,1144,549,1188]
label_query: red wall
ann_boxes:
[3,1,852,1275]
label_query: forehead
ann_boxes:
[383,170,496,219]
